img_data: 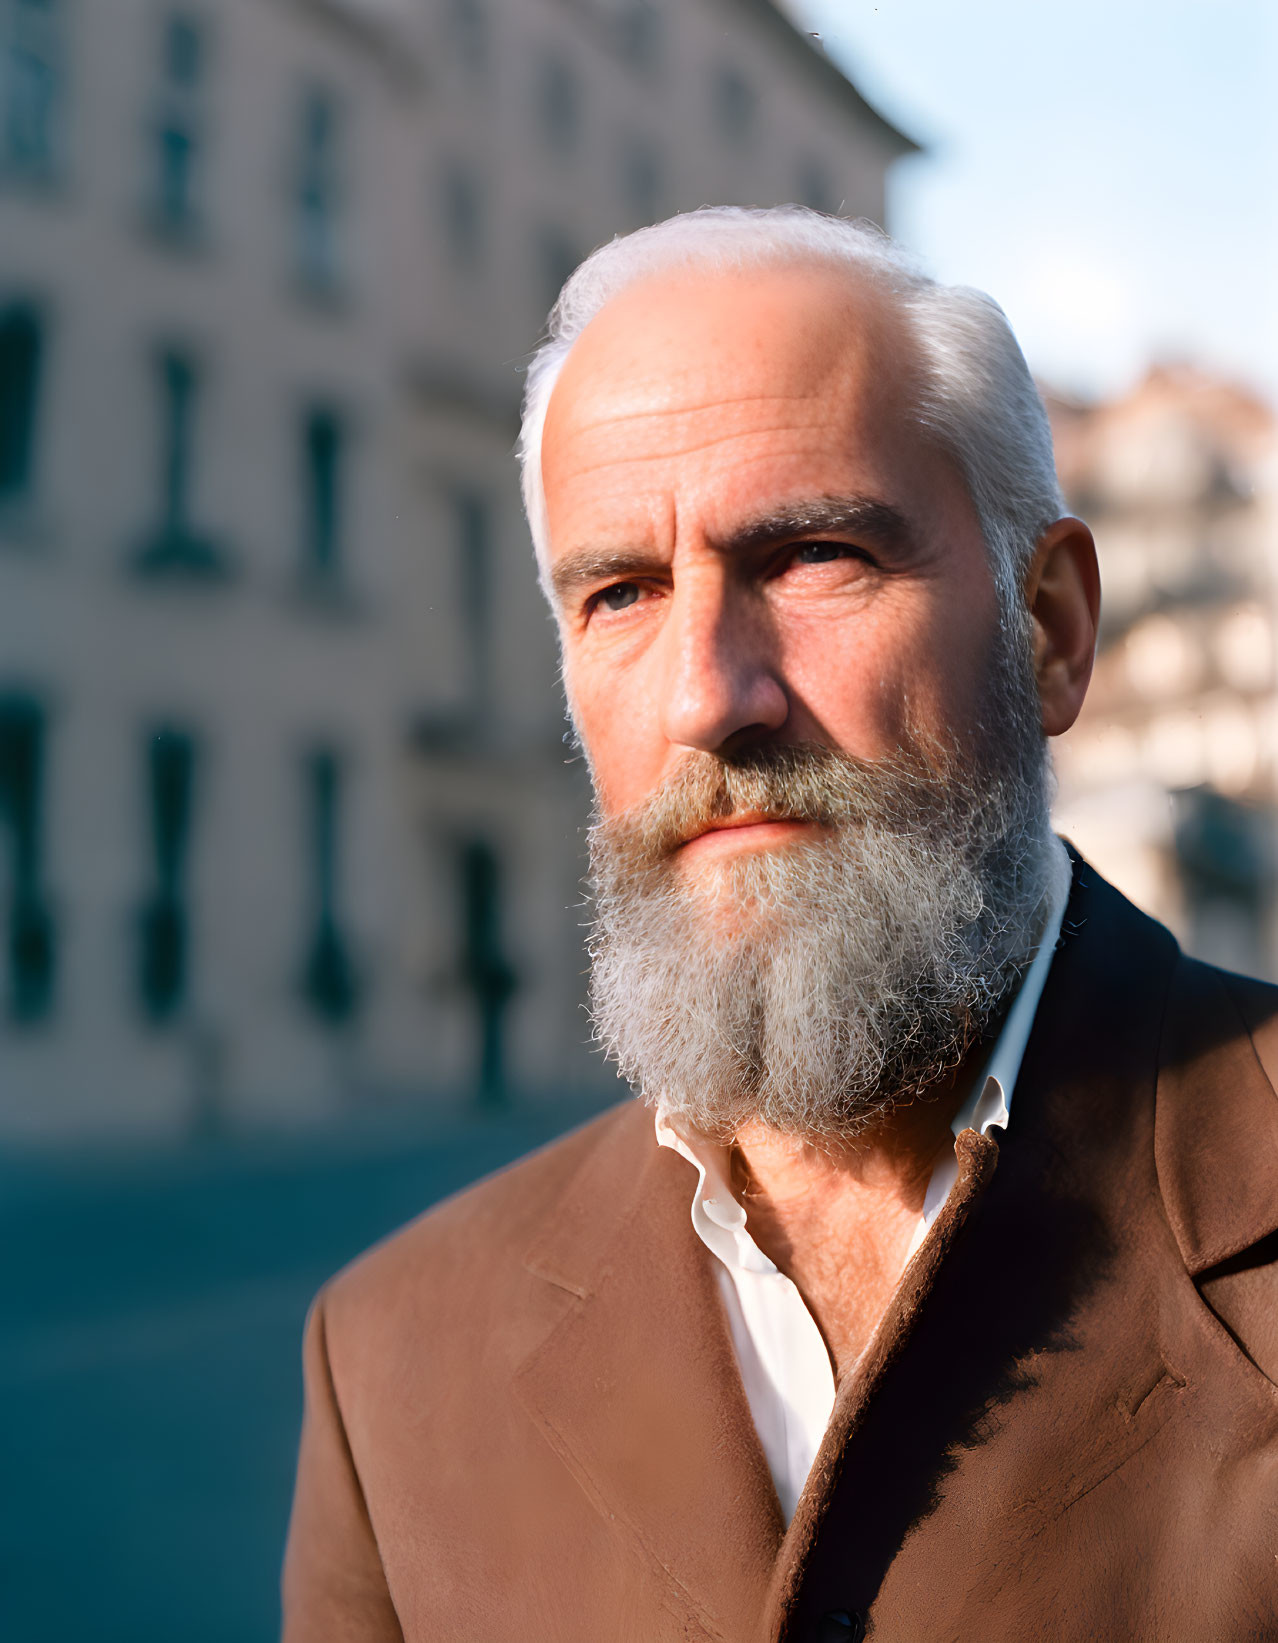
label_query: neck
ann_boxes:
[730,1049,984,1378]
[733,1059,974,1205]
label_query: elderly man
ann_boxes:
[283,209,1278,1643]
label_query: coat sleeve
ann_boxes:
[281,1290,404,1642]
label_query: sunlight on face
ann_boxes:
[541,262,1003,828]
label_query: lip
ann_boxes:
[677,814,816,856]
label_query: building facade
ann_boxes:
[1051,364,1278,979]
[0,0,915,1139]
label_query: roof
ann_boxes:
[737,0,921,155]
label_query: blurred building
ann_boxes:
[1050,364,1278,979]
[0,0,915,1139]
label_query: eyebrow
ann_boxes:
[719,495,915,558]
[549,494,916,606]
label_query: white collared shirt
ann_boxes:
[655,838,1072,1523]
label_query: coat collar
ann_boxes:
[1154,951,1278,1275]
[516,1101,785,1641]
[1049,852,1278,1276]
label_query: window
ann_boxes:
[538,226,581,318]
[149,13,207,237]
[796,156,837,215]
[300,406,344,582]
[0,302,42,504]
[164,13,202,85]
[135,347,225,576]
[620,137,661,223]
[300,748,358,1025]
[615,1,661,74]
[137,726,197,1022]
[159,350,195,530]
[135,343,225,575]
[0,693,54,1022]
[537,53,581,157]
[454,490,493,707]
[441,159,484,272]
[155,121,198,231]
[3,0,62,181]
[711,64,756,144]
[459,838,515,1106]
[294,86,342,292]
[1173,787,1268,975]
[444,0,487,78]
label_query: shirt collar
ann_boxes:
[950,833,1073,1141]
[653,1110,777,1273]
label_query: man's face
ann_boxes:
[539,261,1058,1137]
[542,262,1007,845]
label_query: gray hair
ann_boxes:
[517,205,1064,621]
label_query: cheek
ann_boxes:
[776,592,998,753]
[774,606,934,752]
[563,652,668,815]
[903,601,1007,748]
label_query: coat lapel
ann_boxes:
[1155,957,1278,1274]
[514,1103,784,1641]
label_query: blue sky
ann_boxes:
[789,0,1278,405]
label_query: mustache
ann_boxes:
[591,741,956,865]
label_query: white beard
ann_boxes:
[584,647,1056,1144]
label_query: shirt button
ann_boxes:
[815,1612,864,1643]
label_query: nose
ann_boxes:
[656,565,789,753]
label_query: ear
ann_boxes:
[1025,516,1100,738]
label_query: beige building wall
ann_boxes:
[0,0,914,1139]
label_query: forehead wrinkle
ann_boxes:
[552,420,853,482]
[559,389,826,434]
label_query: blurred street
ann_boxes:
[0,1099,608,1643]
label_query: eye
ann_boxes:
[593,581,641,613]
[790,540,861,566]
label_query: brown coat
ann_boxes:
[282,862,1278,1641]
